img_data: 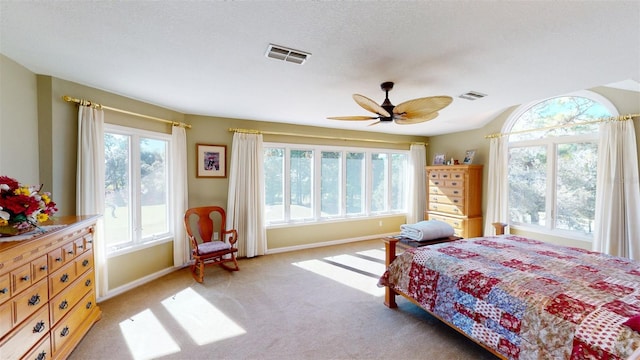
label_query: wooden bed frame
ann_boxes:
[382,223,509,360]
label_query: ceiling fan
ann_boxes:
[328,82,453,126]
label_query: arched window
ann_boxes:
[505,91,617,240]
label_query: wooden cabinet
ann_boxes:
[0,216,101,360]
[425,165,483,238]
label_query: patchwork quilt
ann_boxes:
[378,235,640,359]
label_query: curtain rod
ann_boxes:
[485,113,640,139]
[62,95,192,129]
[228,128,427,146]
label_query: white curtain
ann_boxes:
[593,119,640,260]
[407,144,426,224]
[227,132,267,258]
[484,136,509,235]
[171,126,189,267]
[76,105,107,298]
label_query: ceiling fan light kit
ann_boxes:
[328,82,453,126]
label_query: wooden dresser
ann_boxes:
[0,216,101,360]
[425,165,483,238]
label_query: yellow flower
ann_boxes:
[37,213,49,223]
[0,218,7,226]
[42,194,51,204]
[14,187,31,196]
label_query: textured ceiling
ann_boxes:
[1,1,639,136]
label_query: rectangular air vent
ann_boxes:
[459,91,487,100]
[265,44,310,65]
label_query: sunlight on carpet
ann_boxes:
[292,255,385,296]
[119,309,181,360]
[161,287,246,345]
[356,248,386,261]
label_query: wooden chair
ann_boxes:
[184,206,239,283]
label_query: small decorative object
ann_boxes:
[433,153,446,165]
[196,144,227,178]
[0,176,58,237]
[463,149,476,164]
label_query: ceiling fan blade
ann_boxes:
[393,96,453,117]
[394,112,440,125]
[353,94,391,117]
[327,116,379,121]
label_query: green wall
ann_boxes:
[3,52,639,293]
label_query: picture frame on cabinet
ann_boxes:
[463,149,476,164]
[197,144,227,178]
[433,153,446,165]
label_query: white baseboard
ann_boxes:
[98,234,398,301]
[97,265,187,302]
[265,232,398,255]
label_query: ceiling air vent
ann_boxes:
[459,91,487,100]
[265,44,310,65]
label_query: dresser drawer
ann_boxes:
[428,186,463,197]
[428,202,464,215]
[0,300,11,338]
[51,291,96,355]
[47,247,66,273]
[13,278,49,326]
[0,305,49,360]
[75,250,94,276]
[11,263,33,295]
[23,333,51,360]
[49,260,78,298]
[50,270,94,326]
[444,179,464,188]
[0,273,10,304]
[31,255,49,284]
[429,194,463,206]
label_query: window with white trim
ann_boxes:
[263,143,408,224]
[104,124,173,254]
[506,92,616,240]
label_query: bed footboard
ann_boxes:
[382,237,399,308]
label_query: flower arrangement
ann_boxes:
[0,176,58,236]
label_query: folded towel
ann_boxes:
[400,220,455,241]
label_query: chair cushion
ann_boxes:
[197,241,231,254]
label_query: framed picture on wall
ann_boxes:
[433,153,446,165]
[196,144,227,178]
[463,149,476,164]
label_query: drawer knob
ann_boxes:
[67,250,74,255]
[86,301,93,309]
[40,265,47,271]
[33,320,46,333]
[82,259,90,267]
[59,300,69,310]
[0,288,7,294]
[60,274,69,283]
[451,182,458,186]
[28,294,41,306]
[453,191,460,195]
[78,245,84,249]
[36,351,47,360]
[56,257,63,262]
[60,326,70,337]
[21,275,30,281]
[85,279,92,287]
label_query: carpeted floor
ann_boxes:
[69,239,500,360]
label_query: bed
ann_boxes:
[379,227,640,360]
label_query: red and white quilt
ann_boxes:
[379,235,640,359]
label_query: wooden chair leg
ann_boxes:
[219,254,240,272]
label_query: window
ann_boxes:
[264,143,408,224]
[104,124,173,254]
[506,93,615,239]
